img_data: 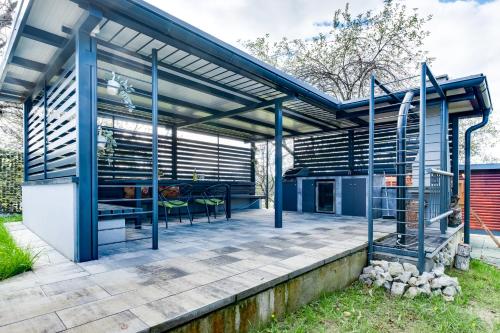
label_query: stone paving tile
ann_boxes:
[0,313,65,333]
[1,211,394,333]
[63,310,148,333]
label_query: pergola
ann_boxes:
[0,0,492,264]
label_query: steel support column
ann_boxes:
[250,142,256,183]
[274,101,283,228]
[43,81,48,179]
[418,63,427,273]
[152,48,159,250]
[464,109,491,244]
[23,98,32,181]
[439,99,449,235]
[265,140,269,209]
[75,28,98,261]
[451,117,459,196]
[367,74,375,261]
[171,126,178,180]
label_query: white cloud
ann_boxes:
[148,0,500,157]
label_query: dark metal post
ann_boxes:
[76,28,99,261]
[171,126,177,179]
[464,109,490,244]
[418,62,427,273]
[250,142,256,183]
[23,98,32,181]
[451,117,459,196]
[275,101,283,228]
[368,74,375,261]
[152,49,159,250]
[43,81,48,179]
[265,140,269,209]
[347,129,355,174]
[440,99,448,235]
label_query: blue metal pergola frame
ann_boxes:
[0,0,493,263]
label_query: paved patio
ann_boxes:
[0,210,393,333]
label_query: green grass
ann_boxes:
[0,218,36,281]
[257,260,499,333]
[0,214,23,223]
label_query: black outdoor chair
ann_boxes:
[194,184,229,223]
[158,184,193,228]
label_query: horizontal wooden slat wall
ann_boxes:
[294,124,419,176]
[177,138,251,181]
[26,66,77,180]
[96,125,251,182]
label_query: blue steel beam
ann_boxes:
[418,62,427,274]
[426,66,446,100]
[75,19,100,262]
[4,76,34,89]
[171,125,178,179]
[367,73,375,262]
[439,99,449,235]
[22,25,69,48]
[451,116,459,196]
[152,48,159,250]
[464,108,491,244]
[275,100,283,228]
[23,97,32,181]
[178,96,294,127]
[11,56,47,72]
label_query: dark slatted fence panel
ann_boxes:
[26,66,77,180]
[177,138,252,181]
[294,123,419,175]
[98,126,172,180]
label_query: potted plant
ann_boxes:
[97,126,117,166]
[106,72,136,112]
[106,72,120,96]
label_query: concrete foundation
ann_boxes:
[168,250,367,333]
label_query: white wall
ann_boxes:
[22,182,77,261]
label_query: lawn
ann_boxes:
[0,215,36,281]
[257,260,499,333]
[0,213,22,223]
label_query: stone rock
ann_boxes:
[456,243,471,257]
[456,285,462,294]
[379,271,393,282]
[430,278,441,289]
[408,276,418,287]
[404,286,419,299]
[442,286,457,297]
[403,263,419,277]
[416,272,434,286]
[418,283,431,296]
[373,277,385,288]
[391,282,407,296]
[395,271,412,284]
[371,260,389,272]
[363,266,375,277]
[435,275,458,288]
[432,289,442,297]
[374,265,385,275]
[443,295,454,302]
[454,255,470,271]
[383,281,392,291]
[359,273,373,286]
[432,265,445,277]
[388,262,404,277]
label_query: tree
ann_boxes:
[0,0,22,152]
[241,0,432,101]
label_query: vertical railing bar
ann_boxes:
[440,98,448,235]
[274,100,283,228]
[368,73,375,261]
[418,62,427,273]
[265,140,269,209]
[152,48,159,250]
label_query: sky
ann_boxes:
[146,0,500,159]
